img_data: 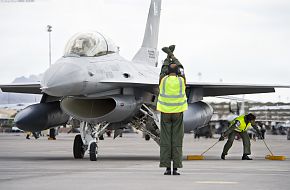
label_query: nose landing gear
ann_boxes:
[73,121,109,161]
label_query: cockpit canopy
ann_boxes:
[64,31,118,57]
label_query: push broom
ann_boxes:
[263,139,286,161]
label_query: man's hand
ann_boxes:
[256,131,263,139]
[219,135,225,141]
[253,126,263,139]
[162,47,174,58]
[169,45,175,52]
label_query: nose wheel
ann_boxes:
[89,142,98,161]
[73,134,86,159]
[73,121,110,161]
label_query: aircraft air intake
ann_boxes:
[60,95,141,123]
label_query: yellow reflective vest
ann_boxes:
[230,115,252,132]
[157,75,188,113]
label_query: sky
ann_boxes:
[0,0,290,102]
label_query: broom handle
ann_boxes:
[262,139,274,156]
[201,140,220,156]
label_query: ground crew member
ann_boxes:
[157,48,188,175]
[25,131,39,139]
[219,113,262,160]
[26,131,31,139]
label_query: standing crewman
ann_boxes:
[157,46,188,175]
[219,113,262,160]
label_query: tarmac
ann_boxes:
[0,132,289,190]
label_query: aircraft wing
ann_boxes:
[185,82,289,96]
[0,83,42,94]
[100,79,289,97]
[1,80,287,97]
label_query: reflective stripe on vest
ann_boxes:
[157,75,188,113]
[157,100,187,107]
[231,115,251,132]
[159,77,184,98]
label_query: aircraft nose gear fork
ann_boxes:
[73,121,110,161]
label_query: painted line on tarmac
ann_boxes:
[195,181,239,184]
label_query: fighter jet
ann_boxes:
[0,0,289,161]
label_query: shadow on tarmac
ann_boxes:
[0,155,160,161]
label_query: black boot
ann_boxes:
[164,167,171,175]
[221,153,226,160]
[173,168,180,175]
[242,154,253,160]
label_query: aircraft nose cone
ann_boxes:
[41,61,86,96]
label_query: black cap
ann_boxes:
[246,113,256,121]
[168,64,179,75]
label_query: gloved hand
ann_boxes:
[256,130,263,139]
[169,45,175,53]
[162,47,174,58]
[258,133,264,139]
[165,45,176,59]
[219,135,225,141]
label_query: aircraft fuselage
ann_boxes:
[41,53,160,97]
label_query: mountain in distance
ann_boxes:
[0,74,42,104]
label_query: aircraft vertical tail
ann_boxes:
[132,0,161,67]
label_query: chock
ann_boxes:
[265,155,286,161]
[187,155,205,160]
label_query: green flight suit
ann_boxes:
[159,112,184,168]
[222,130,251,155]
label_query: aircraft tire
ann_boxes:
[89,142,97,161]
[73,134,85,159]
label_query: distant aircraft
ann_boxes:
[249,105,290,138]
[0,0,289,161]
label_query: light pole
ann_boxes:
[47,25,55,140]
[197,72,202,81]
[47,25,52,67]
